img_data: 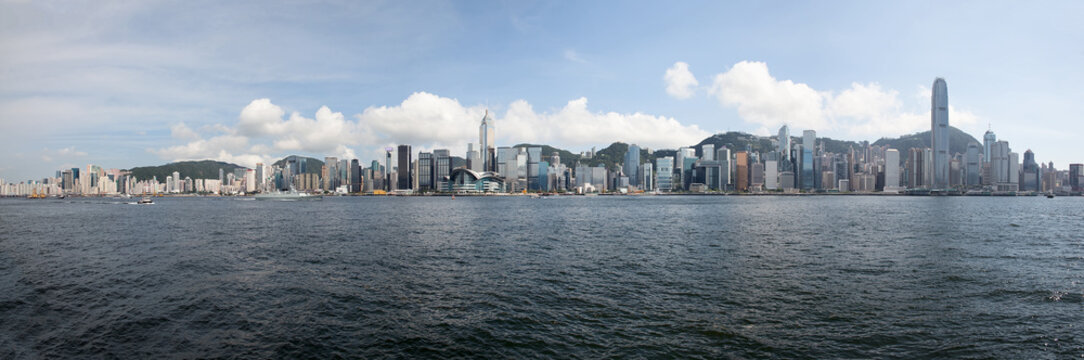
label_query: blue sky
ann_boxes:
[1,0,1081,181]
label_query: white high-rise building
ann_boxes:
[765,160,779,190]
[931,78,950,189]
[479,110,495,172]
[884,149,903,192]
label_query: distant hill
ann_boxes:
[131,127,980,180]
[272,155,324,174]
[872,126,979,156]
[512,144,581,168]
[512,126,981,171]
[693,132,775,155]
[127,160,245,182]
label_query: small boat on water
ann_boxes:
[137,196,154,205]
[1046,193,1055,199]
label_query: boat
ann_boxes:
[254,191,323,201]
[137,196,154,205]
[1046,193,1055,199]
[27,188,47,199]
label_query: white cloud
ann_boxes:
[500,97,710,150]
[152,92,711,166]
[40,147,88,163]
[170,122,200,140]
[238,99,287,136]
[709,61,828,131]
[56,147,88,157]
[664,61,699,99]
[708,61,984,139]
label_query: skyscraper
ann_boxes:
[777,125,791,167]
[655,157,673,191]
[434,149,450,189]
[1070,164,1082,191]
[397,145,412,190]
[418,152,433,191]
[965,142,981,186]
[717,147,731,191]
[1022,150,1039,191]
[527,146,542,191]
[884,149,901,192]
[350,159,361,193]
[931,78,949,189]
[801,130,815,190]
[736,151,749,192]
[625,144,640,187]
[983,129,996,163]
[479,110,495,172]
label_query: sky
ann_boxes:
[1,0,1081,181]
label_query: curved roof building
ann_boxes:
[446,168,504,193]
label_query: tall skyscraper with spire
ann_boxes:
[480,110,495,172]
[777,125,790,170]
[931,78,949,189]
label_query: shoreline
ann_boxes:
[3,191,1075,199]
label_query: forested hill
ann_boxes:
[127,160,244,182]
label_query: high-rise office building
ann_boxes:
[801,130,815,190]
[625,144,640,187]
[350,159,361,193]
[1070,164,1083,191]
[717,147,731,191]
[655,157,674,191]
[701,144,714,161]
[765,160,778,190]
[434,149,450,189]
[736,151,749,192]
[1022,150,1039,191]
[384,148,393,191]
[641,163,653,191]
[323,157,338,190]
[397,145,412,190]
[527,147,542,191]
[538,161,550,191]
[990,140,1010,184]
[983,130,996,164]
[965,142,981,186]
[417,152,433,191]
[931,78,949,189]
[778,125,791,166]
[479,110,495,172]
[906,148,926,189]
[884,149,901,192]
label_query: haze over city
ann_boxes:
[0,1,1080,181]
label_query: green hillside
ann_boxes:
[872,126,979,156]
[127,160,245,182]
[272,155,324,174]
[693,132,775,155]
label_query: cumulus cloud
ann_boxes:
[41,147,88,163]
[708,61,983,138]
[501,97,710,150]
[170,122,200,140]
[709,61,828,130]
[664,61,699,99]
[237,98,287,136]
[152,92,711,166]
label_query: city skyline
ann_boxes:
[1,1,1082,181]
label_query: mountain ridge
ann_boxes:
[133,127,981,177]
